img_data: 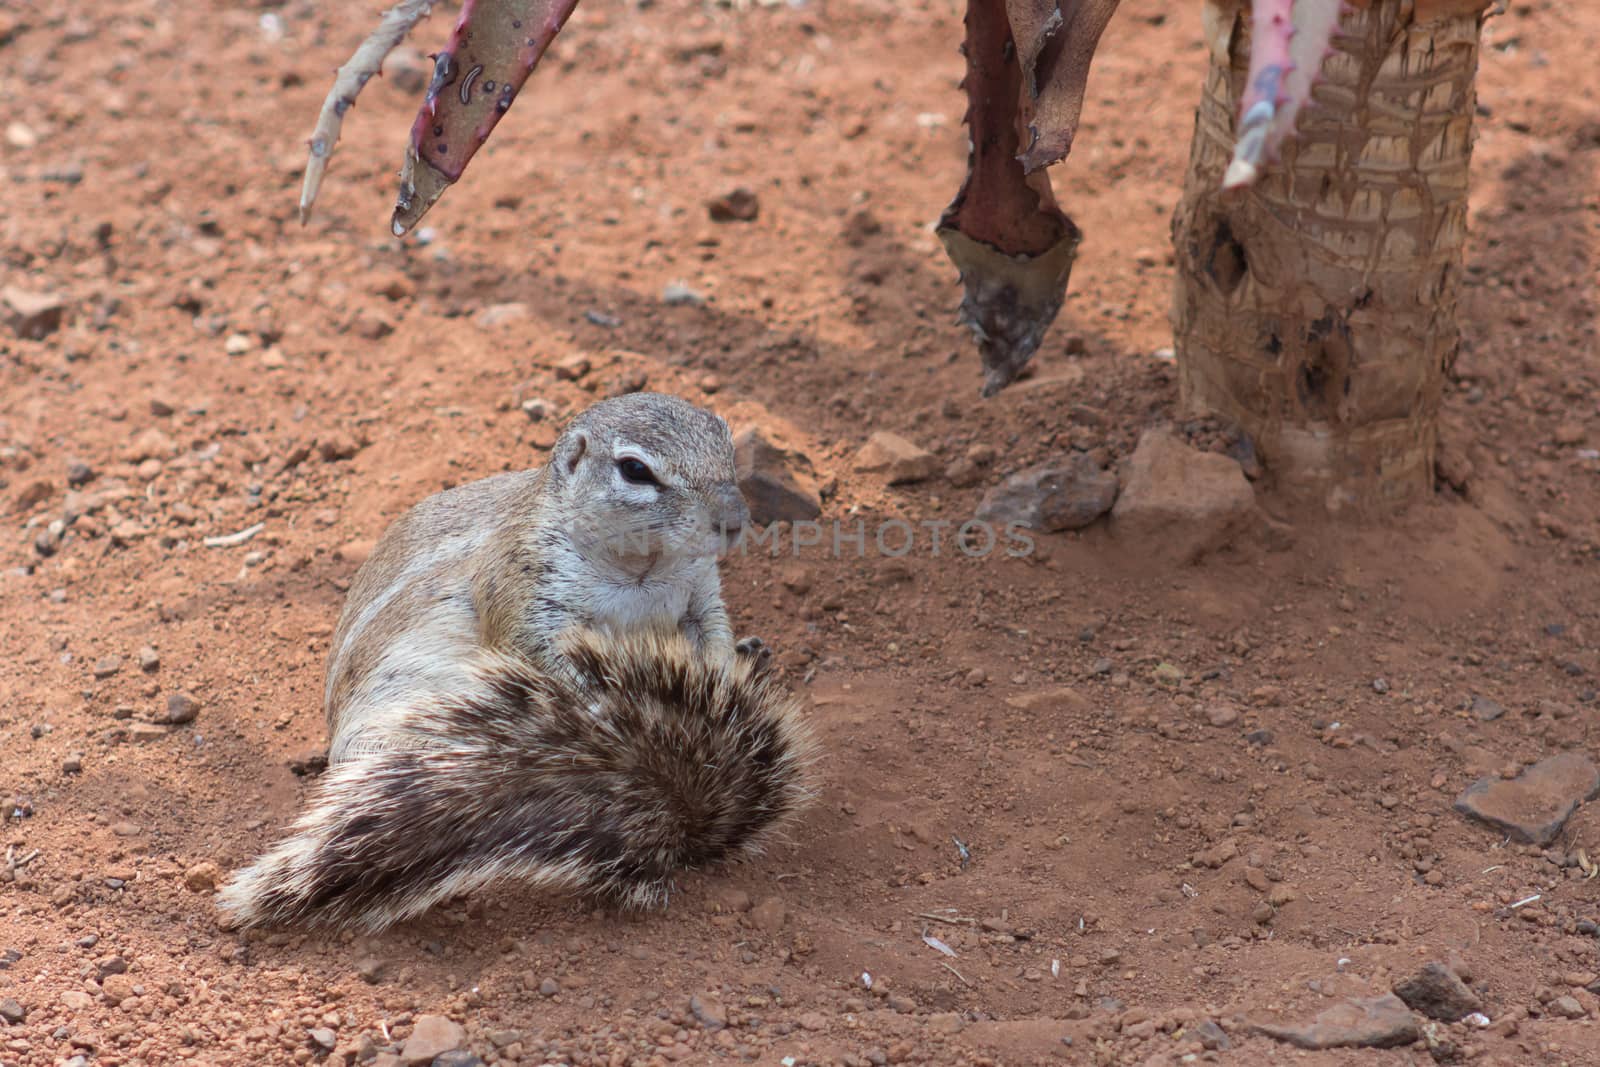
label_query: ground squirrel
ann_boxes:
[217,393,816,930]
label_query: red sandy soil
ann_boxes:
[2,1,1599,1065]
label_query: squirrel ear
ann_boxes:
[555,431,588,476]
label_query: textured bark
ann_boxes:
[1172,0,1491,512]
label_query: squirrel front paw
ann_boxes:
[735,636,774,671]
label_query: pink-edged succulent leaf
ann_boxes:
[391,0,582,235]
[939,0,1083,396]
[1222,0,1342,189]
[1006,0,1123,173]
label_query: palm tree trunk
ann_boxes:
[1171,0,1491,512]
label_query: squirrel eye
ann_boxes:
[617,457,658,486]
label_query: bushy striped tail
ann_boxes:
[216,629,817,931]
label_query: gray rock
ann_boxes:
[163,692,200,724]
[2,286,67,340]
[690,992,727,1030]
[1255,994,1420,1050]
[1393,962,1481,1021]
[662,282,705,307]
[707,188,759,223]
[1193,1019,1230,1050]
[92,656,121,679]
[308,1027,338,1050]
[0,997,24,1023]
[1469,695,1505,722]
[853,432,938,485]
[66,461,95,487]
[974,454,1117,532]
[137,646,160,673]
[1454,752,1600,846]
[431,1054,486,1067]
[1550,994,1588,1019]
[400,1015,465,1065]
[733,428,821,525]
[1110,427,1256,564]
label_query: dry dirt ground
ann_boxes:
[3,0,1600,1064]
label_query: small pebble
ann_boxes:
[662,282,705,307]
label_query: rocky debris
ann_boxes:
[161,692,200,725]
[62,753,83,774]
[183,862,220,893]
[12,478,52,513]
[307,1027,338,1051]
[60,990,94,1011]
[1470,695,1505,722]
[92,656,121,679]
[733,428,821,524]
[554,354,591,381]
[1193,1019,1230,1050]
[2,286,67,339]
[690,992,728,1029]
[400,1015,466,1065]
[128,722,169,743]
[66,460,95,487]
[474,302,530,328]
[336,539,376,566]
[1110,427,1256,564]
[538,977,560,997]
[1435,435,1474,492]
[853,432,938,485]
[1206,704,1240,727]
[605,368,649,398]
[383,47,432,93]
[974,455,1118,532]
[662,282,706,307]
[432,1053,486,1067]
[317,431,362,462]
[99,973,135,1005]
[137,646,159,673]
[353,310,395,340]
[1549,994,1588,1019]
[1554,422,1588,447]
[751,896,787,933]
[0,997,24,1024]
[124,427,176,464]
[1255,994,1420,1050]
[1393,962,1481,1021]
[1453,752,1600,846]
[944,457,983,487]
[707,187,760,222]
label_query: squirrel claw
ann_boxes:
[735,636,773,671]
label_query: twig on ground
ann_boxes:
[940,961,971,986]
[914,912,978,927]
[203,522,265,548]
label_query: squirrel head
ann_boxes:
[546,392,748,569]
